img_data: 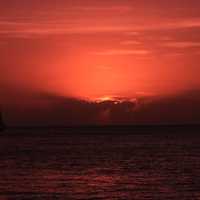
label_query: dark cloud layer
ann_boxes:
[134,90,200,124]
[1,90,200,126]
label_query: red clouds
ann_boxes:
[1,1,200,125]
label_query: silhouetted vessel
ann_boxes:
[0,112,5,131]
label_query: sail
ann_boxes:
[0,111,5,131]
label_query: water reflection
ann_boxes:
[0,133,200,199]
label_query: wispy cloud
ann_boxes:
[163,52,185,57]
[125,31,139,36]
[163,41,200,48]
[67,5,133,12]
[93,49,150,56]
[0,24,134,37]
[120,40,142,45]
[1,17,200,38]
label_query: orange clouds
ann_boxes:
[1,0,200,101]
[1,17,200,37]
[92,49,150,56]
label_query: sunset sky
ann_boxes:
[1,1,200,125]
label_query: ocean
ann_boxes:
[0,129,200,199]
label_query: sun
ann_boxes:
[99,96,113,101]
[94,95,114,103]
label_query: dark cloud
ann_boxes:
[1,89,137,126]
[1,89,200,126]
[134,90,200,124]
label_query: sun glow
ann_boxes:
[93,96,116,103]
[93,95,138,105]
[98,96,113,102]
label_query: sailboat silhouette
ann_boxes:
[0,111,5,131]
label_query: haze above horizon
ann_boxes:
[1,1,200,125]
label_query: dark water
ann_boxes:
[0,130,200,200]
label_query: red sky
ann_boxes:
[1,1,200,107]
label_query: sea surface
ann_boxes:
[0,129,200,200]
